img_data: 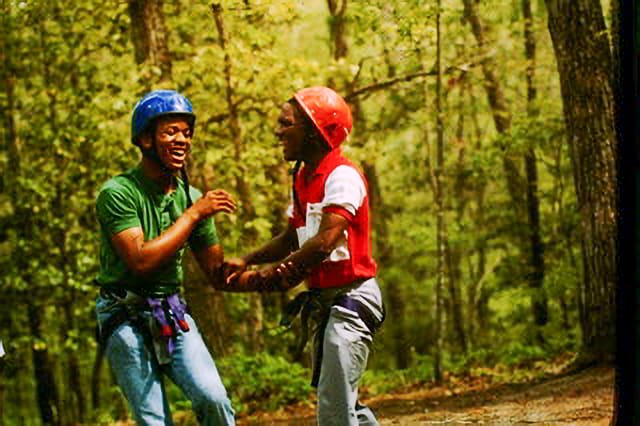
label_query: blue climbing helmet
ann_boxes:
[131,89,196,144]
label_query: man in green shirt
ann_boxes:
[95,90,236,425]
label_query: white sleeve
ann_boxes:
[286,203,294,219]
[322,165,366,216]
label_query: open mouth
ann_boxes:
[169,148,187,162]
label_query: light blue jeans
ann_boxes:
[96,295,236,425]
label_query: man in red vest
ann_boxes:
[225,86,384,425]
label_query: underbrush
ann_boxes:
[361,347,577,398]
[218,353,313,414]
[167,346,576,421]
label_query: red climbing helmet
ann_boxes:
[293,86,352,150]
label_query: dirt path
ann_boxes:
[238,366,614,425]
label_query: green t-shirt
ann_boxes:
[95,166,218,296]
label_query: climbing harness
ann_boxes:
[280,285,385,387]
[97,286,191,365]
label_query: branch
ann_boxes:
[345,65,460,101]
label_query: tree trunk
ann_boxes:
[362,162,409,369]
[461,71,491,348]
[544,0,617,364]
[183,250,231,357]
[433,1,445,383]
[91,344,105,411]
[444,240,468,353]
[522,0,548,345]
[461,0,526,213]
[447,71,471,354]
[327,0,348,60]
[28,304,61,425]
[63,301,85,423]
[0,0,20,182]
[211,3,263,352]
[128,0,172,85]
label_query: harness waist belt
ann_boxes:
[280,288,385,387]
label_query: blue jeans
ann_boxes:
[97,295,236,425]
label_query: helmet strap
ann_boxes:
[180,166,193,208]
[303,119,332,154]
[291,160,303,216]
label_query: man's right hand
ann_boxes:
[224,257,247,284]
[190,189,236,220]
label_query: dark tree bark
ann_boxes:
[62,301,85,422]
[91,344,105,410]
[128,0,172,84]
[327,0,348,60]
[28,304,61,426]
[545,0,617,364]
[522,0,548,344]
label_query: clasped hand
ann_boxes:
[224,258,303,291]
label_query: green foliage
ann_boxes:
[498,342,547,367]
[0,0,587,422]
[362,354,436,394]
[219,353,313,414]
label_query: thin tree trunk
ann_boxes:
[444,241,468,353]
[362,162,409,369]
[28,304,61,425]
[91,344,105,410]
[545,0,617,364]
[461,0,526,220]
[0,0,20,182]
[447,70,470,354]
[63,302,85,422]
[522,0,548,345]
[211,3,263,352]
[433,0,445,383]
[327,0,348,60]
[461,70,490,348]
[128,0,172,85]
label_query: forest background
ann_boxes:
[0,0,621,424]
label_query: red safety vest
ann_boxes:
[289,149,377,289]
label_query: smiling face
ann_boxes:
[275,102,307,162]
[140,115,193,172]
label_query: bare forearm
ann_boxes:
[274,234,333,288]
[223,215,347,293]
[222,233,334,293]
[243,228,297,265]
[128,209,200,275]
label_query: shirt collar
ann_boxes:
[131,165,180,206]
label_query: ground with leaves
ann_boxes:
[236,365,614,425]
